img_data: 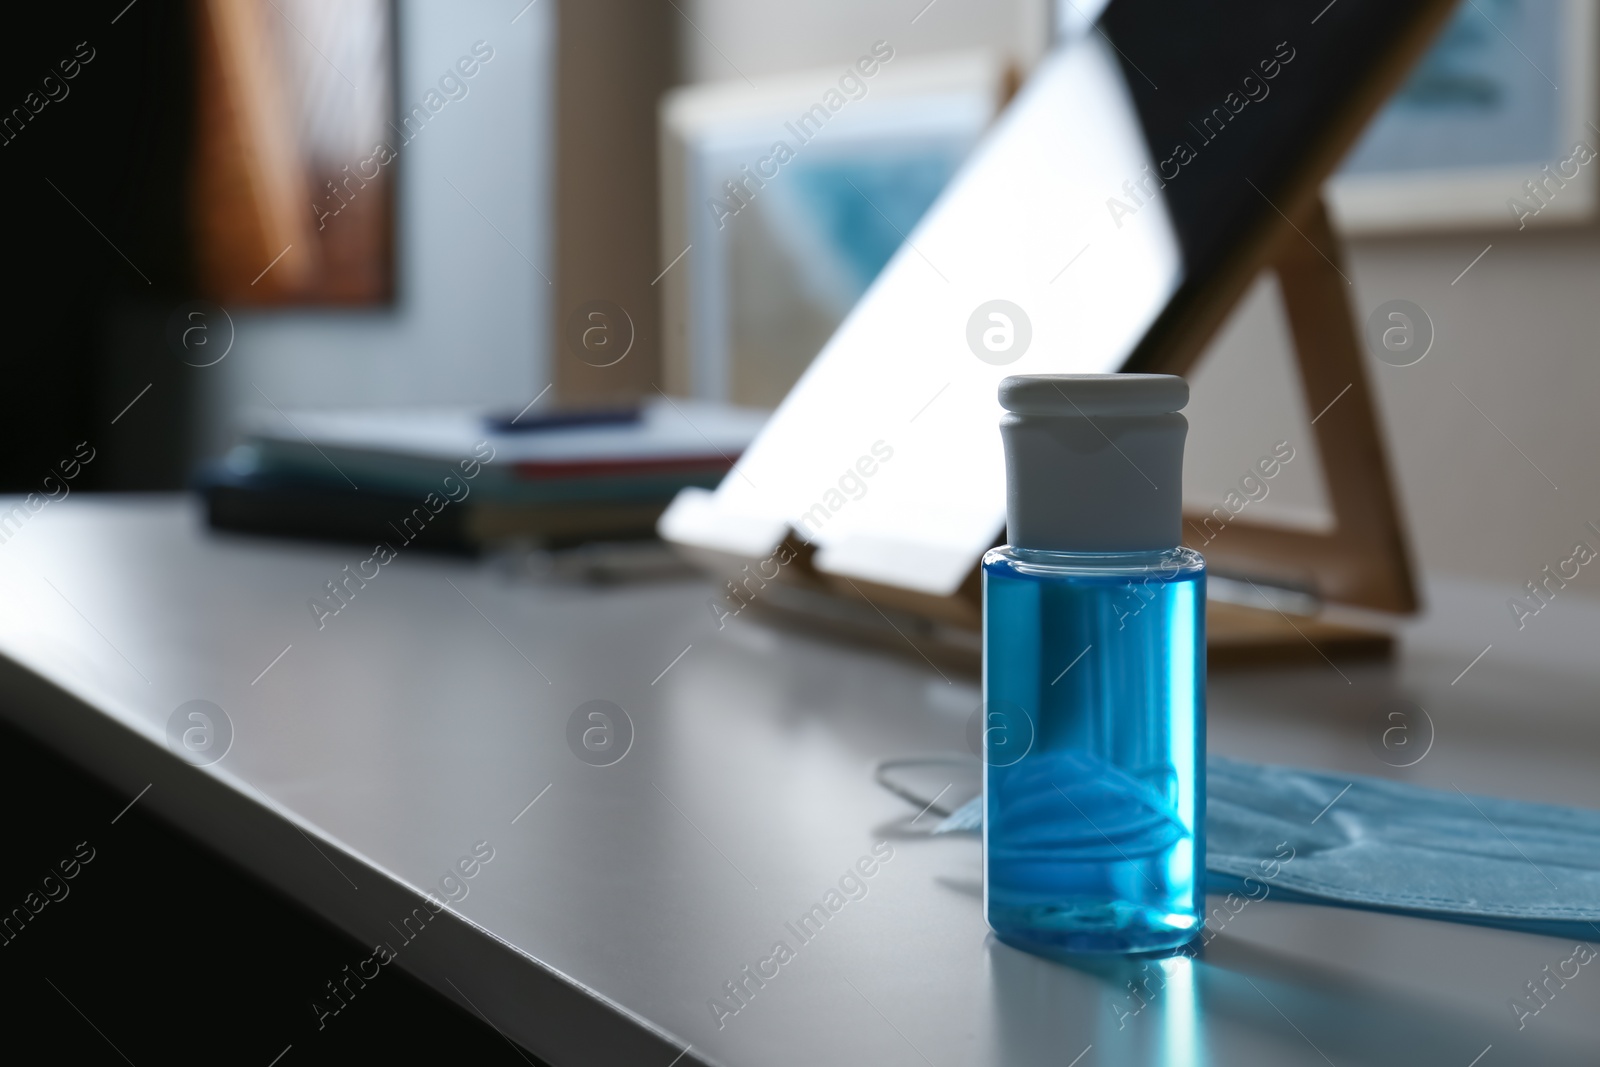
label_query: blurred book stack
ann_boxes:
[200,399,767,552]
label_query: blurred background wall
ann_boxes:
[197,0,551,458]
[1199,229,1600,594]
[2,0,1595,602]
[677,0,1051,82]
[675,0,1600,597]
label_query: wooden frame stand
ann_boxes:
[796,195,1421,673]
[1182,197,1418,666]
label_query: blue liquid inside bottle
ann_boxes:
[983,544,1205,955]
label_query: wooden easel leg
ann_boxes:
[1271,197,1418,613]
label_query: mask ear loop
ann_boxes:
[873,754,980,817]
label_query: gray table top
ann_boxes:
[1,496,1595,1066]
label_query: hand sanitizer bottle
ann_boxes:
[983,374,1204,955]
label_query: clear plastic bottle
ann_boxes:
[983,375,1205,956]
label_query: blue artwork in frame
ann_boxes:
[1328,0,1596,231]
[1343,0,1563,172]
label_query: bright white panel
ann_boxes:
[684,38,1180,596]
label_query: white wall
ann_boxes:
[201,0,551,455]
[1186,225,1600,592]
[683,0,1600,597]
[680,0,1051,84]
[209,0,1600,600]
[1356,228,1600,590]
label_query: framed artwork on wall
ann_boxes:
[1326,0,1598,233]
[192,0,396,305]
[658,51,1012,406]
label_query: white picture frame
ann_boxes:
[658,51,1010,404]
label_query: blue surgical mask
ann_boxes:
[912,754,1600,940]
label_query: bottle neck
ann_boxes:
[987,543,1204,577]
[1000,410,1188,553]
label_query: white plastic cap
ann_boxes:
[998,373,1189,552]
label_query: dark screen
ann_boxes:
[1100,0,1453,277]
